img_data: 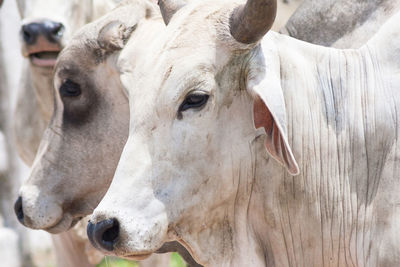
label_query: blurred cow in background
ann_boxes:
[273,0,303,30]
[283,0,400,48]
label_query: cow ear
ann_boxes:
[98,20,136,52]
[247,52,299,175]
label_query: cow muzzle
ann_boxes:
[88,204,169,259]
[13,193,70,233]
[20,20,64,67]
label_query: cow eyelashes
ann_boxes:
[59,79,81,97]
[178,92,209,113]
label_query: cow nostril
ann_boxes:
[102,220,119,243]
[14,197,24,224]
[87,221,97,248]
[22,25,35,45]
[50,23,64,38]
[23,30,31,43]
[88,218,119,251]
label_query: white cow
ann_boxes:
[13,0,123,266]
[88,0,400,266]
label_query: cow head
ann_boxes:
[15,0,160,233]
[17,0,123,68]
[89,0,298,263]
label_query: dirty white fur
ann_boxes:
[91,0,400,266]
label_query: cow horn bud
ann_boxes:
[158,0,186,25]
[230,0,277,44]
[97,20,136,52]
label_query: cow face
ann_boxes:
[89,0,298,260]
[15,0,161,233]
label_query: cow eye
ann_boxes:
[179,92,209,112]
[59,79,81,97]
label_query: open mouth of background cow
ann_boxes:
[20,20,64,67]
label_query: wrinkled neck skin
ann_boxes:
[182,29,400,266]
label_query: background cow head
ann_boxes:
[15,0,122,120]
[89,0,298,264]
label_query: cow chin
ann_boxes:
[45,213,75,234]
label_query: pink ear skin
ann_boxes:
[253,96,299,175]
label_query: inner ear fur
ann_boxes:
[253,96,299,175]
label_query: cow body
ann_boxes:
[283,0,400,48]
[89,0,400,266]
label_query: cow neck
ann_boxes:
[31,65,54,123]
[251,32,400,266]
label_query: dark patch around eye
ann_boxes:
[61,76,99,128]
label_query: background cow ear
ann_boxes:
[247,49,299,175]
[97,20,136,52]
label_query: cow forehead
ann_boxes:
[160,0,238,47]
[125,1,241,101]
[55,40,97,74]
